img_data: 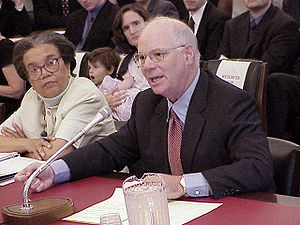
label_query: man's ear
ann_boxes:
[184,44,195,66]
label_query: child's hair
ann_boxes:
[86,47,121,77]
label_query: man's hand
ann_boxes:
[14,162,55,192]
[105,88,127,110]
[143,174,185,199]
[153,173,186,199]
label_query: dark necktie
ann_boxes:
[188,16,195,33]
[168,109,183,175]
[77,15,94,51]
[61,0,69,17]
[250,21,257,31]
[248,20,257,41]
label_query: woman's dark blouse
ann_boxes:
[0,39,22,118]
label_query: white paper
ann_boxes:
[0,155,42,185]
[216,60,251,89]
[64,188,222,225]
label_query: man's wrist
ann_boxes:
[180,175,187,195]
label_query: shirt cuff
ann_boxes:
[50,159,71,184]
[183,172,212,197]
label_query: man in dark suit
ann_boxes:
[0,0,31,37]
[15,17,273,199]
[217,0,300,74]
[135,0,179,18]
[267,49,300,142]
[32,0,82,30]
[282,0,300,28]
[64,0,119,52]
[183,0,230,60]
[267,72,300,143]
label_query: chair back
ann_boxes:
[74,52,88,77]
[268,137,300,196]
[202,59,268,131]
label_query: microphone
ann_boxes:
[2,106,112,225]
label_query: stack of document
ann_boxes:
[64,188,222,225]
[0,153,42,185]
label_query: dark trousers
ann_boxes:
[267,73,300,142]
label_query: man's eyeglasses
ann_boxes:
[134,44,188,67]
[26,57,61,81]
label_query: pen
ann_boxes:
[0,152,19,163]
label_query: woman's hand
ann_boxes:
[105,88,128,110]
[1,123,25,138]
[24,138,53,160]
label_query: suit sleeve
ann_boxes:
[202,92,273,199]
[261,20,300,73]
[204,14,230,60]
[216,20,231,59]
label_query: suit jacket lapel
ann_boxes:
[75,10,87,44]
[149,98,170,172]
[246,5,277,55]
[181,70,208,173]
[196,2,210,48]
[86,1,111,42]
[235,13,250,58]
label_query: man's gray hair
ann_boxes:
[145,17,201,61]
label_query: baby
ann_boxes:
[87,47,139,121]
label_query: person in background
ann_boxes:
[87,47,140,121]
[32,0,82,30]
[105,4,150,120]
[267,51,300,141]
[64,0,119,52]
[15,17,273,200]
[267,73,300,144]
[87,48,121,88]
[135,0,179,18]
[209,0,232,15]
[109,0,134,6]
[167,0,188,19]
[217,0,300,74]
[0,34,25,119]
[0,32,116,160]
[87,47,141,121]
[0,0,31,37]
[183,0,230,60]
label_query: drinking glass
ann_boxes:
[100,213,122,225]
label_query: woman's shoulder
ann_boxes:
[70,76,99,91]
[63,76,103,102]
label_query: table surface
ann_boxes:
[1,175,300,225]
